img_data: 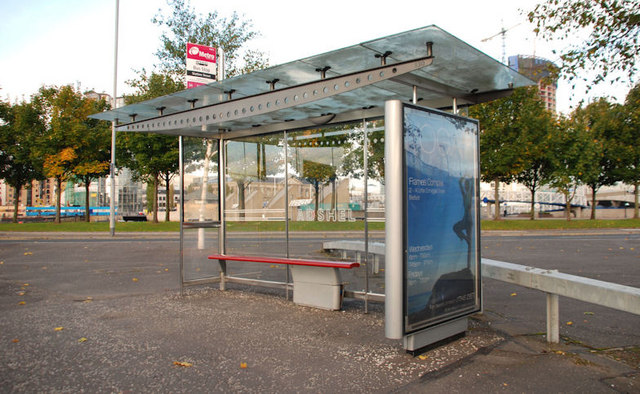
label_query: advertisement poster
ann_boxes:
[403,104,481,334]
[186,43,217,89]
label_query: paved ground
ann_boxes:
[0,230,638,392]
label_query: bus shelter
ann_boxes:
[92,25,533,350]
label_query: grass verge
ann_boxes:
[0,218,638,233]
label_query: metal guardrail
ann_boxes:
[482,259,640,343]
[323,241,640,343]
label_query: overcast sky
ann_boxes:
[0,0,635,114]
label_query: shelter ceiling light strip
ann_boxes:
[117,55,434,133]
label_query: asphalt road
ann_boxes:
[1,230,639,349]
[0,230,638,392]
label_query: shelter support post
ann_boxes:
[218,137,227,290]
[384,100,404,340]
[363,118,370,313]
[179,135,184,295]
[284,131,291,301]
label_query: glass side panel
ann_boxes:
[182,137,220,282]
[286,121,370,292]
[223,133,288,281]
[364,119,386,295]
[183,227,220,282]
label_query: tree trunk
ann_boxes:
[331,178,336,212]
[564,191,572,221]
[590,188,597,220]
[530,195,536,220]
[529,183,537,221]
[12,184,21,223]
[493,179,502,220]
[85,178,91,222]
[153,176,159,223]
[256,143,262,179]
[314,183,319,221]
[55,177,62,224]
[634,183,639,220]
[261,143,266,179]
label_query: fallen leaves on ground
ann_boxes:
[78,337,87,343]
[54,327,64,331]
[510,292,517,297]
[173,361,193,367]
[566,321,573,326]
[132,278,139,282]
[240,362,248,369]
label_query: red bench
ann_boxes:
[208,254,360,310]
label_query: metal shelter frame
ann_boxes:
[90,25,533,307]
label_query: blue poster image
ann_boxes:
[403,105,480,332]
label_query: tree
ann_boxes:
[118,131,179,223]
[512,95,558,220]
[72,97,111,222]
[43,147,77,221]
[35,86,109,223]
[0,100,45,222]
[152,0,268,78]
[341,121,385,184]
[121,72,184,223]
[469,87,540,219]
[572,99,626,219]
[548,117,596,220]
[528,0,640,88]
[302,160,336,221]
[619,83,640,218]
[119,1,268,223]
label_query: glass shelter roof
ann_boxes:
[91,25,533,138]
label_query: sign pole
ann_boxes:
[109,0,119,237]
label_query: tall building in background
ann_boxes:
[508,55,557,113]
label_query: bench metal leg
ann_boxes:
[218,261,227,291]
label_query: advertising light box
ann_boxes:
[402,104,481,334]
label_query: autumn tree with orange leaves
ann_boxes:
[35,86,111,223]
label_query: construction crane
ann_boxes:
[481,21,521,64]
